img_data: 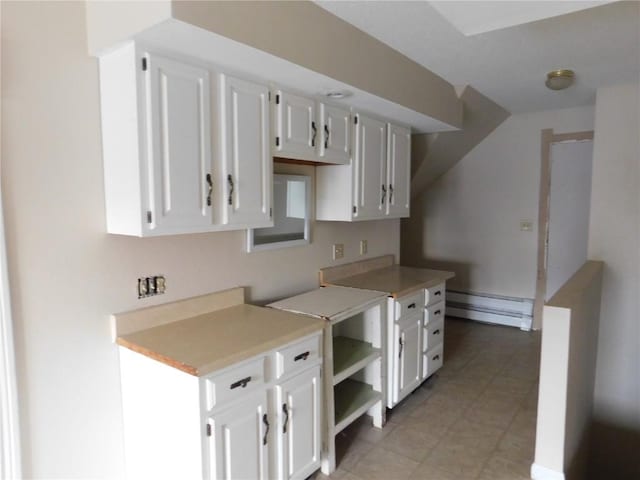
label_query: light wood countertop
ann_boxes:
[322,265,454,298]
[117,303,324,376]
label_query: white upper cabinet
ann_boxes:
[386,124,411,218]
[353,114,387,220]
[318,103,350,165]
[146,53,213,232]
[273,90,350,165]
[273,90,317,162]
[219,75,272,227]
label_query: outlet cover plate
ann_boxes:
[333,243,344,260]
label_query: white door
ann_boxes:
[393,314,421,404]
[546,140,594,300]
[386,124,411,218]
[220,75,272,227]
[274,91,317,161]
[145,52,212,232]
[275,366,321,480]
[207,391,270,480]
[353,114,387,220]
[318,103,350,164]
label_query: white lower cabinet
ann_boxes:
[393,313,422,404]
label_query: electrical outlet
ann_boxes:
[138,275,166,298]
[360,240,368,255]
[333,243,344,260]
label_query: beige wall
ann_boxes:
[402,106,594,299]
[1,2,400,477]
[587,82,640,477]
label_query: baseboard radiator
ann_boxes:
[446,290,533,331]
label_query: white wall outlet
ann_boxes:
[333,243,344,260]
[360,240,368,255]
[520,221,534,232]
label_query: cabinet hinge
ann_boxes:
[141,57,147,71]
[275,137,280,147]
[354,116,358,125]
[206,424,211,437]
[146,211,152,223]
[270,207,273,218]
[352,206,357,214]
[275,94,280,105]
[268,91,271,102]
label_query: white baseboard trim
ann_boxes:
[446,290,533,331]
[531,463,565,480]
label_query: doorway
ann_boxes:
[533,130,594,329]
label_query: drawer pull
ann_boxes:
[434,290,442,296]
[282,404,289,434]
[432,354,440,361]
[294,351,310,362]
[262,414,269,445]
[230,376,252,390]
[434,310,441,316]
[433,329,441,335]
[408,303,416,309]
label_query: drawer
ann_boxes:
[422,344,444,380]
[204,356,266,410]
[424,301,445,326]
[275,334,321,379]
[394,290,425,320]
[425,283,445,307]
[423,317,444,352]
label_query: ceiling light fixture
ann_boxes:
[545,69,575,90]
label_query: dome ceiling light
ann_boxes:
[545,69,575,90]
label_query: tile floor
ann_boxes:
[312,317,541,480]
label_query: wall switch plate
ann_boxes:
[333,243,344,260]
[520,221,533,232]
[360,240,368,255]
[138,275,166,298]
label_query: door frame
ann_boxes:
[533,129,594,329]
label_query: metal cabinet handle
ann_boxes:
[398,337,404,358]
[262,414,269,445]
[230,376,251,390]
[433,329,441,335]
[206,174,213,206]
[381,184,387,204]
[434,310,441,316]
[294,351,310,362]
[408,303,416,309]
[227,174,234,206]
[324,124,330,149]
[434,290,442,296]
[282,404,289,434]
[389,184,394,203]
[311,121,317,147]
[433,354,440,361]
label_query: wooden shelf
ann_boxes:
[333,379,382,434]
[332,336,381,385]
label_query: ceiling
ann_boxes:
[315,1,640,113]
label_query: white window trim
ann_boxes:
[0,185,21,479]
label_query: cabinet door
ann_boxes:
[274,91,317,161]
[386,124,411,218]
[207,391,269,480]
[393,314,422,404]
[318,103,350,164]
[353,114,387,220]
[145,52,213,232]
[276,366,321,480]
[220,75,272,226]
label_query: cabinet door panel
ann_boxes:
[221,75,272,226]
[208,392,269,480]
[319,103,350,164]
[393,315,421,404]
[276,367,321,480]
[146,53,212,231]
[353,115,387,220]
[386,124,411,218]
[275,91,316,160]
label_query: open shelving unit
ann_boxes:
[268,286,387,476]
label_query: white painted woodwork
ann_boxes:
[146,52,213,232]
[319,103,351,164]
[275,366,321,480]
[393,313,422,404]
[353,114,387,220]
[274,90,317,161]
[386,124,411,217]
[208,391,269,480]
[220,75,272,227]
